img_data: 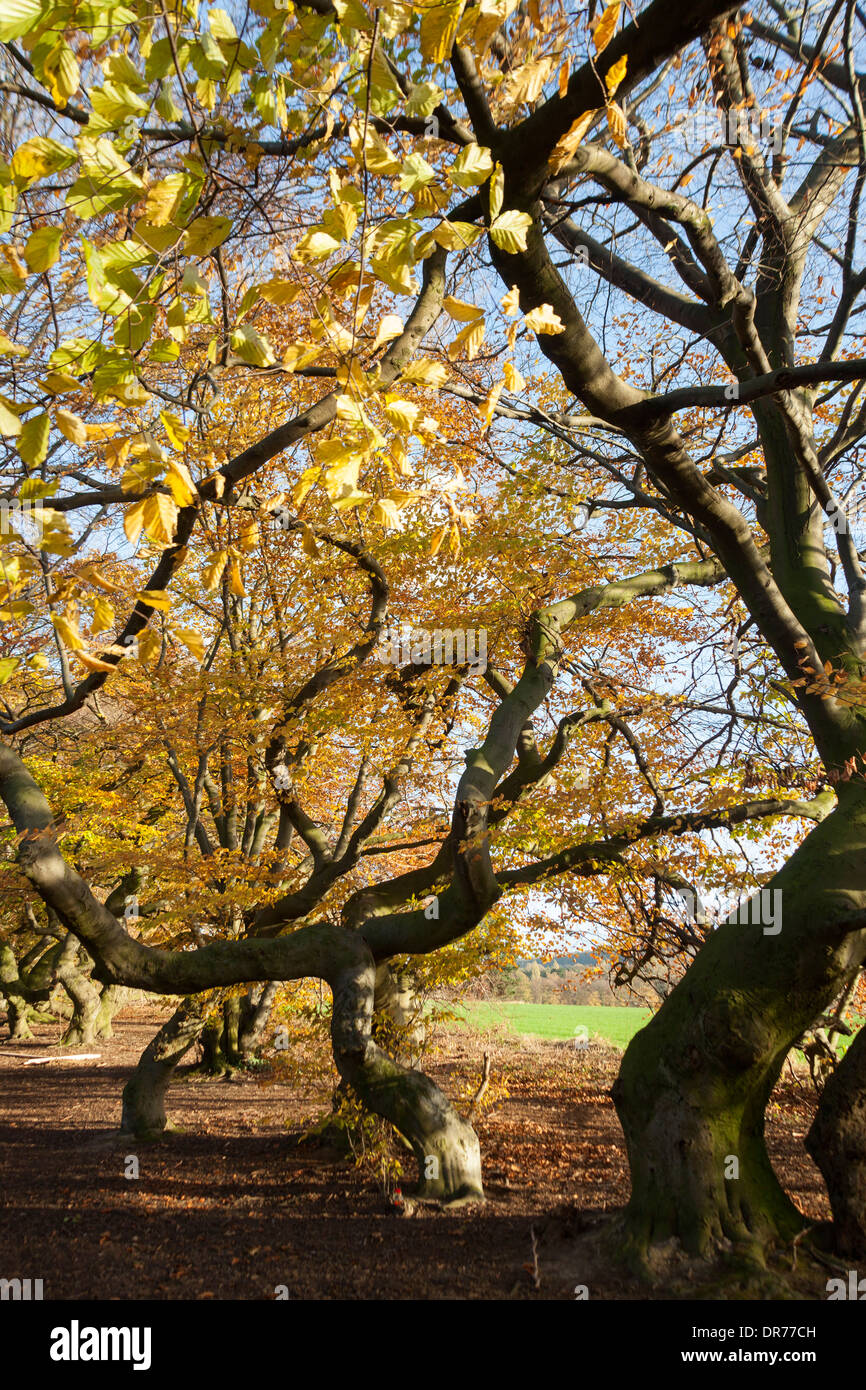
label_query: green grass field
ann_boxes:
[444,1001,652,1050]
[444,1001,863,1058]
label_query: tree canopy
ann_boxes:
[1,0,866,1275]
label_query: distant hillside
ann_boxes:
[469,953,650,1006]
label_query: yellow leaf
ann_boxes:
[489,210,532,252]
[606,101,628,149]
[605,54,628,97]
[136,590,170,612]
[548,111,596,173]
[165,457,197,506]
[593,0,621,53]
[55,409,87,445]
[257,280,302,306]
[143,492,178,544]
[431,220,483,250]
[447,318,485,361]
[136,627,162,664]
[203,550,228,591]
[75,649,116,673]
[370,314,403,351]
[332,487,373,511]
[385,398,420,432]
[429,523,448,556]
[173,626,206,661]
[524,303,565,334]
[295,229,341,262]
[558,58,570,97]
[51,613,85,650]
[369,498,401,528]
[123,498,147,543]
[85,422,118,442]
[503,361,525,392]
[501,284,521,316]
[40,371,81,395]
[18,412,49,466]
[237,515,259,553]
[449,143,494,188]
[228,555,246,597]
[401,358,447,387]
[420,0,464,64]
[144,174,186,227]
[80,564,122,594]
[478,381,503,429]
[160,410,191,450]
[443,295,484,321]
[90,595,115,634]
[24,226,62,272]
[489,164,504,219]
[299,523,319,558]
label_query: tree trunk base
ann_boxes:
[120,998,207,1139]
[806,1021,866,1259]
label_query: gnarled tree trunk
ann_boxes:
[612,796,866,1269]
[806,1018,866,1259]
[93,984,129,1040]
[54,933,103,1047]
[331,949,483,1204]
[121,997,209,1138]
[238,982,278,1057]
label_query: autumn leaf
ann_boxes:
[143,493,179,544]
[593,1,621,52]
[55,410,88,445]
[524,304,565,334]
[203,550,229,592]
[548,111,596,174]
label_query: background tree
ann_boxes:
[0,0,865,1272]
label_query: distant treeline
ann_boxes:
[469,956,652,1007]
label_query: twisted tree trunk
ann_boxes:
[55,934,103,1047]
[121,998,209,1138]
[612,796,866,1268]
[806,1019,866,1259]
[331,950,483,1204]
[93,984,128,1040]
[238,982,278,1057]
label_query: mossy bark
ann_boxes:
[331,958,483,1204]
[3,993,35,1040]
[121,998,208,1138]
[806,1020,866,1258]
[94,984,127,1040]
[55,934,103,1047]
[612,797,866,1268]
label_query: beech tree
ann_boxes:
[1,0,866,1272]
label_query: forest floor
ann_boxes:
[0,1004,837,1301]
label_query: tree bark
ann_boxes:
[238,982,278,1057]
[330,951,483,1204]
[54,934,103,1047]
[611,796,866,1268]
[93,984,128,1040]
[121,998,209,1138]
[373,963,426,1055]
[806,1019,866,1259]
[2,992,35,1040]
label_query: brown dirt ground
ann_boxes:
[0,1004,835,1300]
